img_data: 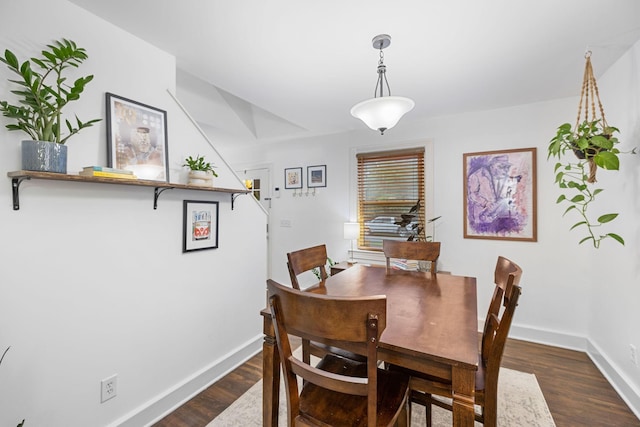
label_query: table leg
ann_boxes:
[262,314,280,427]
[451,366,475,427]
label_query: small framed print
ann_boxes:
[106,92,169,182]
[284,167,303,189]
[307,165,327,188]
[183,200,219,252]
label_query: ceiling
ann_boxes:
[69,0,640,146]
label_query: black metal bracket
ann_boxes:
[231,192,247,210]
[11,176,31,210]
[153,187,174,209]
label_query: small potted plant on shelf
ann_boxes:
[0,38,101,174]
[183,154,218,187]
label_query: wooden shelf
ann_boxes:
[7,170,250,210]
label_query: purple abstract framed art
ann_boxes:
[463,147,537,241]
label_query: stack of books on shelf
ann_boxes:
[79,166,137,179]
[390,259,419,270]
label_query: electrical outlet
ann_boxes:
[631,344,638,367]
[101,374,118,403]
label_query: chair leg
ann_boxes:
[425,394,432,427]
[396,399,409,427]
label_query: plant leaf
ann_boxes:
[597,213,618,224]
[570,221,587,230]
[594,151,620,170]
[607,233,625,245]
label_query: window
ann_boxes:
[357,147,425,250]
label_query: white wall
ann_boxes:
[225,43,640,416]
[0,1,267,426]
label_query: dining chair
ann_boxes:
[287,244,367,365]
[382,240,441,275]
[267,279,410,427]
[287,244,329,290]
[407,256,523,427]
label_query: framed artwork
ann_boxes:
[307,165,327,188]
[284,167,303,189]
[106,92,169,182]
[463,147,537,241]
[183,200,219,252]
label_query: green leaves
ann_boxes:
[547,120,629,248]
[183,155,218,176]
[0,38,100,143]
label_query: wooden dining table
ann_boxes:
[261,263,478,427]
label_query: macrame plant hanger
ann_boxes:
[575,51,608,183]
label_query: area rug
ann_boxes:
[208,351,555,427]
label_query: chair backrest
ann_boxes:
[287,244,328,289]
[481,257,523,403]
[267,279,387,427]
[382,240,441,274]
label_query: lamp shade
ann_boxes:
[350,96,415,133]
[344,222,360,240]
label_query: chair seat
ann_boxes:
[309,341,367,363]
[300,354,409,427]
[401,356,486,406]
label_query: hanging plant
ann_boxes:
[547,52,635,248]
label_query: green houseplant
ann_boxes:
[547,53,634,248]
[183,154,218,187]
[395,200,441,242]
[0,38,100,173]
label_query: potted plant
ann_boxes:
[395,200,441,242]
[183,154,218,187]
[547,53,635,248]
[0,38,100,173]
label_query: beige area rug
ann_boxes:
[208,350,555,427]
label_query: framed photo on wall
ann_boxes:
[463,147,537,241]
[106,92,169,182]
[307,165,327,188]
[183,200,219,252]
[284,167,303,189]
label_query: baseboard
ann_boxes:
[501,321,640,420]
[587,340,640,420]
[110,334,264,427]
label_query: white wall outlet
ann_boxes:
[280,219,292,227]
[630,344,638,367]
[101,374,118,403]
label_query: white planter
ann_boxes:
[188,170,214,187]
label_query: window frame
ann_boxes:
[349,141,434,254]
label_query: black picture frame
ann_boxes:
[183,200,219,252]
[307,165,327,188]
[284,167,303,189]
[106,92,169,182]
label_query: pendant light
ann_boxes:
[350,34,415,135]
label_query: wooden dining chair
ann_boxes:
[267,279,410,427]
[287,244,366,365]
[382,240,441,275]
[287,244,329,290]
[407,256,523,427]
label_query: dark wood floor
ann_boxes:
[153,337,640,427]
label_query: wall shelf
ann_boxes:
[7,171,250,210]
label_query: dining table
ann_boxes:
[261,263,478,427]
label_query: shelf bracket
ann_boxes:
[153,187,174,209]
[11,176,31,210]
[231,192,247,210]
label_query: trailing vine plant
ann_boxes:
[547,52,635,248]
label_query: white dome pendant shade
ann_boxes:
[350,34,415,135]
[350,96,415,134]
